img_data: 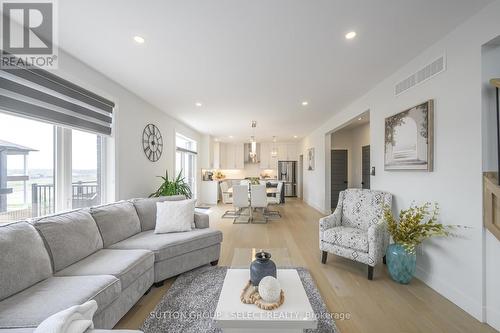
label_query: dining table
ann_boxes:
[226,187,278,194]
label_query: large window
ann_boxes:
[0,112,106,223]
[71,129,102,209]
[175,133,197,198]
[0,113,54,222]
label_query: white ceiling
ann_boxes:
[58,0,492,142]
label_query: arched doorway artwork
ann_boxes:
[384,100,434,171]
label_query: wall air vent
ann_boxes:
[395,55,446,96]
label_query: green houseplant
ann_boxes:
[149,170,192,199]
[383,203,453,284]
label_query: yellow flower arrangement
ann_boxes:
[383,203,453,254]
[213,170,225,180]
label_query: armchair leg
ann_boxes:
[321,251,328,264]
[368,266,374,280]
[383,255,387,265]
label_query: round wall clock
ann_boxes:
[142,124,163,162]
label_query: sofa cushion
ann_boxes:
[0,275,120,329]
[0,222,52,302]
[109,228,223,262]
[155,199,196,234]
[131,195,186,231]
[90,201,141,247]
[55,249,154,290]
[32,210,103,272]
[322,226,369,253]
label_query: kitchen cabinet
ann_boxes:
[276,143,298,161]
[218,143,244,169]
[200,181,219,205]
[235,144,244,169]
[260,143,278,169]
[213,142,222,169]
[286,143,298,161]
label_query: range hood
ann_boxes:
[244,142,260,164]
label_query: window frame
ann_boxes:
[175,133,198,199]
[0,110,109,221]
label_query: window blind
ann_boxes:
[0,57,114,135]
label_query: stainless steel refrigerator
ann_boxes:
[278,161,297,197]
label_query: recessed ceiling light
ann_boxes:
[293,135,298,139]
[345,31,357,40]
[133,35,145,44]
[301,101,309,106]
[229,135,234,139]
[358,117,363,121]
[195,102,203,107]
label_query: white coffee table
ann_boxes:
[214,269,317,332]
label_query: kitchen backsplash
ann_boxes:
[203,163,276,180]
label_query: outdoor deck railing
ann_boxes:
[31,182,99,217]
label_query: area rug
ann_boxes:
[141,265,338,333]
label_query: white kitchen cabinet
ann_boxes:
[225,144,235,169]
[277,143,287,161]
[260,143,270,169]
[276,143,298,161]
[218,143,244,169]
[200,181,219,205]
[234,144,244,169]
[286,143,298,161]
[213,142,221,169]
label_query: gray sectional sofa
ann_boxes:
[0,195,223,332]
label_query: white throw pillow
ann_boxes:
[155,199,196,234]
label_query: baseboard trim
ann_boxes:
[303,199,328,215]
[415,265,483,321]
[485,304,500,331]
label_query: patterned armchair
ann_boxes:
[319,189,392,280]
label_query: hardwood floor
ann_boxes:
[116,198,496,333]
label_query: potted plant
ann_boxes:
[149,170,192,199]
[383,203,454,284]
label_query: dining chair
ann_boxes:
[250,184,268,224]
[239,179,250,186]
[220,181,237,218]
[232,185,250,224]
[220,181,233,204]
[266,182,283,217]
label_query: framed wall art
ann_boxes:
[307,148,315,171]
[384,100,434,171]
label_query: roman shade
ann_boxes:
[0,57,114,135]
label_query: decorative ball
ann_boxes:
[258,276,281,303]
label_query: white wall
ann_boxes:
[300,1,500,328]
[481,42,500,330]
[53,51,203,201]
[331,123,370,188]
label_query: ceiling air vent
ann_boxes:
[395,55,445,96]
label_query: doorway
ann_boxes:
[362,145,371,189]
[298,154,304,199]
[329,111,370,212]
[331,150,348,209]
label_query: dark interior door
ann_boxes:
[362,145,370,189]
[331,150,348,210]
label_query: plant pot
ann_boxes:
[250,251,277,286]
[386,243,416,284]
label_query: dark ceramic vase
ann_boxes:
[250,251,277,286]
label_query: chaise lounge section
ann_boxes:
[0,195,222,332]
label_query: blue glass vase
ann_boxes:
[386,244,416,284]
